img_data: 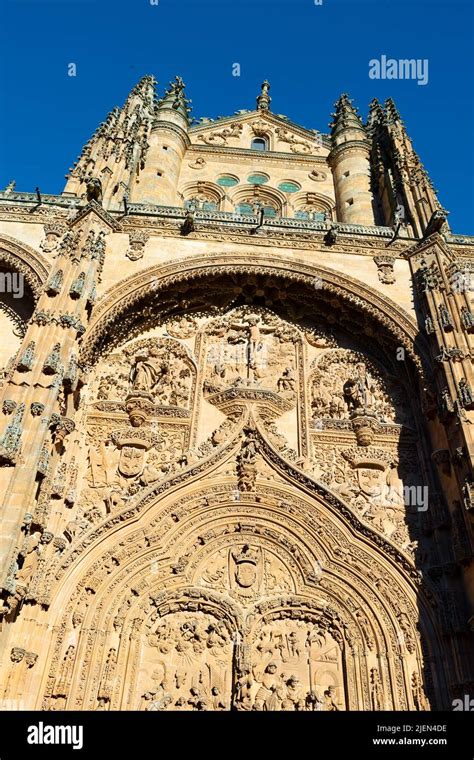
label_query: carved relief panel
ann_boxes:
[246,620,345,711]
[309,349,409,425]
[89,335,196,414]
[202,306,300,403]
[131,609,348,711]
[136,612,234,711]
[195,544,294,602]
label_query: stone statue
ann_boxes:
[253,662,284,710]
[343,363,377,411]
[211,686,227,711]
[323,685,339,711]
[412,672,428,710]
[234,669,253,711]
[284,674,305,710]
[370,668,384,710]
[188,687,208,711]
[130,347,167,393]
[51,645,76,707]
[277,366,296,393]
[16,531,42,587]
[146,694,173,711]
[306,690,323,711]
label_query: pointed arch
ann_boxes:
[35,414,446,710]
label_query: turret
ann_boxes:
[131,76,191,206]
[328,94,375,225]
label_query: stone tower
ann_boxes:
[328,94,374,225]
[132,76,191,206]
[0,76,472,712]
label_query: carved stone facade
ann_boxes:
[0,79,472,711]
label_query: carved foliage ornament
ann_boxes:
[198,123,243,147]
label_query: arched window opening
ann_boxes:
[250,137,268,151]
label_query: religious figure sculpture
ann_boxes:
[253,662,284,710]
[130,347,167,393]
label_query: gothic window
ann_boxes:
[250,137,268,151]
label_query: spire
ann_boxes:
[366,98,385,134]
[126,74,157,108]
[63,74,157,206]
[256,80,271,111]
[330,93,365,138]
[155,76,192,124]
[367,93,443,234]
[384,97,402,125]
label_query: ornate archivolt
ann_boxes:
[0,236,50,377]
[1,259,446,712]
[0,234,49,299]
[24,412,440,712]
[66,303,422,555]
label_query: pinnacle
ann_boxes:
[126,74,157,106]
[366,98,385,131]
[156,75,192,123]
[384,97,402,124]
[256,80,271,111]
[330,93,364,135]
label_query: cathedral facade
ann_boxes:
[0,76,472,711]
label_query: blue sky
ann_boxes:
[1,0,473,233]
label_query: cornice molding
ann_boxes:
[190,108,331,146]
[185,143,329,165]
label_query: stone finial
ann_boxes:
[330,93,364,136]
[256,80,271,111]
[156,75,192,123]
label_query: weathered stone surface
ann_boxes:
[0,80,472,712]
